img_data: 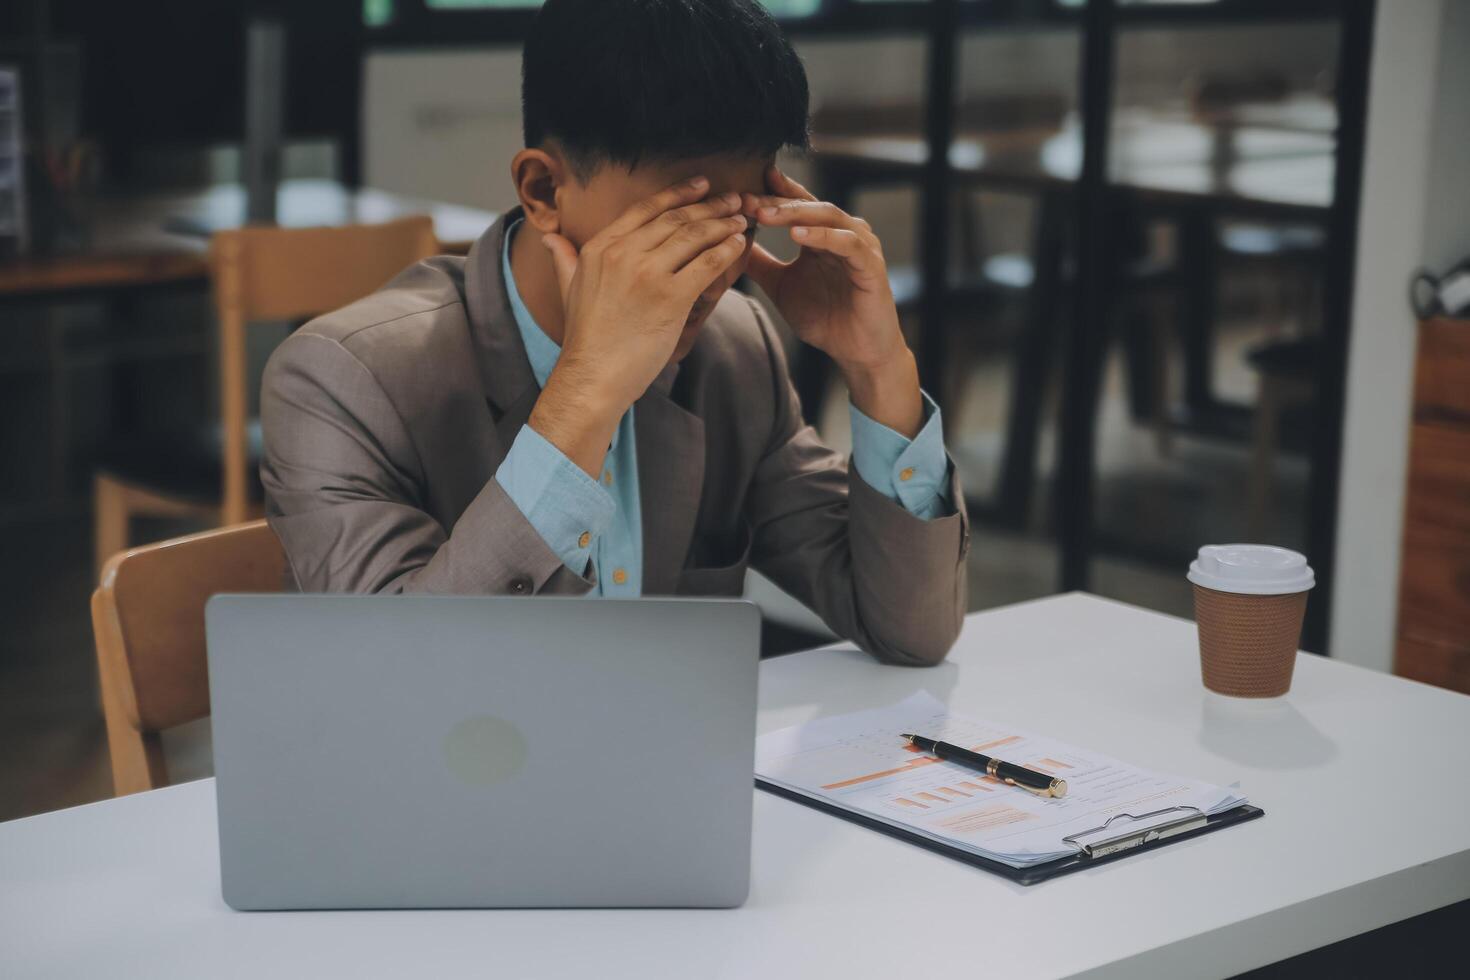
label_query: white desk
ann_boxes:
[4,593,1469,979]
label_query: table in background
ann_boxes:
[810,106,1334,523]
[812,105,1335,213]
[4,593,1468,979]
[0,179,496,521]
[0,178,496,299]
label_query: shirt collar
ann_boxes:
[501,219,563,392]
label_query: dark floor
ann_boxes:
[0,513,111,820]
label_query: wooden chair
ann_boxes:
[1246,337,1318,540]
[93,216,440,571]
[90,520,286,795]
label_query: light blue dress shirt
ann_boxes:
[493,220,951,595]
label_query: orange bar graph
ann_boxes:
[938,804,1034,834]
[970,735,1022,753]
[821,756,939,790]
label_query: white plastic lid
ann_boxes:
[1187,544,1314,595]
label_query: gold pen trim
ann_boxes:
[914,737,1068,799]
[1003,776,1069,799]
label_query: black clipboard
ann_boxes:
[757,778,1265,886]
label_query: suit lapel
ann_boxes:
[463,207,537,426]
[636,367,705,595]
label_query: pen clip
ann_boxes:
[1003,777,1055,798]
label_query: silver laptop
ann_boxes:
[205,595,761,910]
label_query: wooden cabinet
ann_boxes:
[1395,317,1470,693]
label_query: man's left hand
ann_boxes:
[743,165,923,438]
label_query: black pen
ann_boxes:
[901,733,1068,799]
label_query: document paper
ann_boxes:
[755,692,1246,868]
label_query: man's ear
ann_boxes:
[510,147,567,234]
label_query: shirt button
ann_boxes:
[899,467,916,482]
[612,568,628,586]
[508,576,532,595]
[602,468,613,486]
[578,531,591,549]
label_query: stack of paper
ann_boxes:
[755,692,1247,869]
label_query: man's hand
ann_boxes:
[530,176,749,477]
[743,166,922,438]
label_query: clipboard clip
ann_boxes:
[1062,805,1209,860]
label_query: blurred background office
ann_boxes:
[2,0,1467,820]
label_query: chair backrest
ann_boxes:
[210,216,440,524]
[91,520,287,795]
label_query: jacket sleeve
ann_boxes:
[260,332,595,596]
[742,299,970,666]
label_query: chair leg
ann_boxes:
[995,190,1065,526]
[1248,377,1282,541]
[1150,294,1175,458]
[94,474,131,575]
[221,497,250,527]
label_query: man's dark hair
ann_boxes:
[522,0,810,176]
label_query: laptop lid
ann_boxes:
[205,595,760,910]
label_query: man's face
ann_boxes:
[556,153,770,362]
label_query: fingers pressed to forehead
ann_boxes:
[623,192,744,250]
[650,215,749,273]
[603,176,711,238]
[741,192,798,216]
[673,232,748,297]
[752,199,859,229]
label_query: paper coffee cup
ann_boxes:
[1187,544,1314,698]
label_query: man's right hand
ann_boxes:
[528,176,748,478]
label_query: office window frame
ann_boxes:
[365,0,1346,47]
[362,1,960,48]
[364,0,849,47]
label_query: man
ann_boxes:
[261,0,970,665]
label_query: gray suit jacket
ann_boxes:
[261,210,970,665]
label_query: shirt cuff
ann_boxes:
[494,424,615,575]
[849,390,951,521]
